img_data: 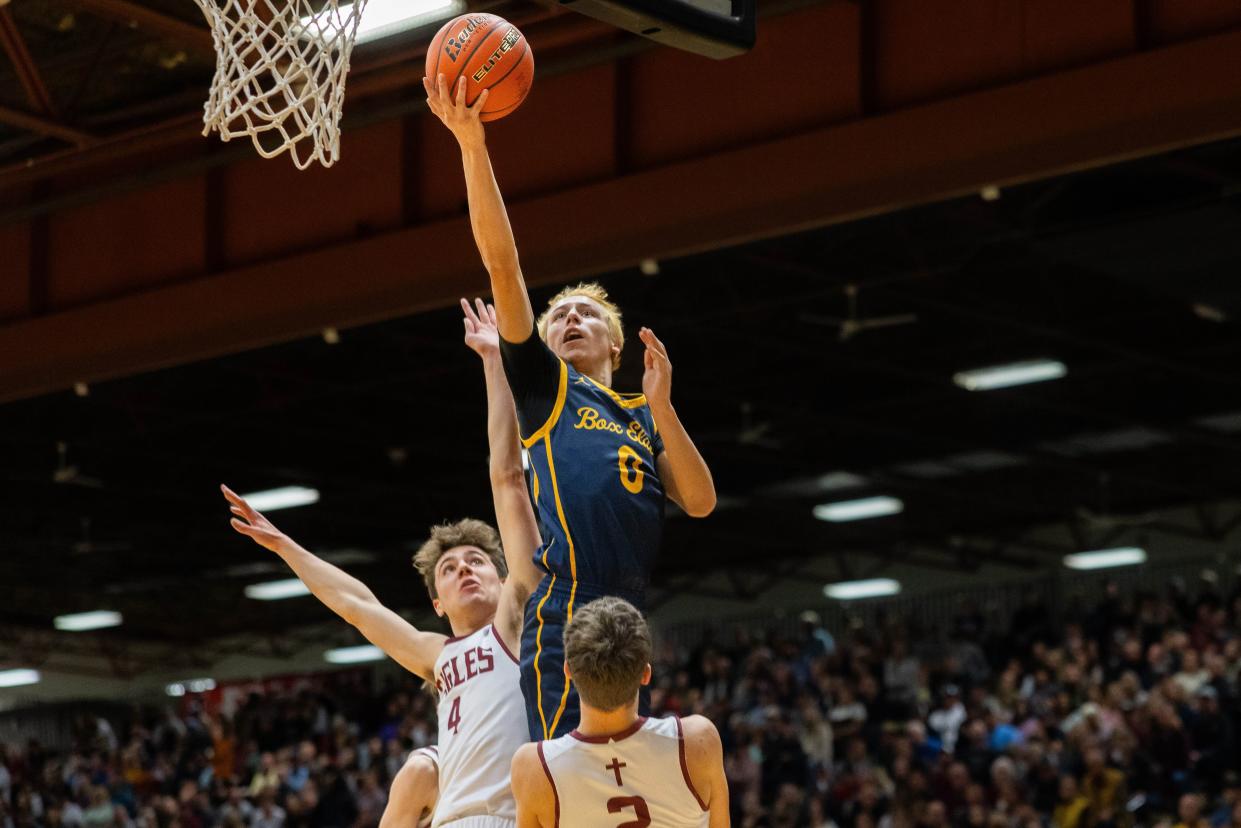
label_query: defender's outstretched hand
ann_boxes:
[423,74,489,147]
[640,327,673,410]
[222,484,291,555]
[462,297,501,359]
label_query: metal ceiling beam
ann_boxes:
[0,103,93,146]
[66,0,214,56]
[0,8,57,117]
[0,9,95,147]
[0,8,602,192]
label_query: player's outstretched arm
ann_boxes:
[379,750,438,828]
[510,744,557,828]
[222,485,444,680]
[682,715,730,827]
[641,327,717,517]
[424,75,535,344]
[461,298,544,645]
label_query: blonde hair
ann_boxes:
[535,282,625,371]
[564,596,651,711]
[411,519,506,598]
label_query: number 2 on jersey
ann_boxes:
[617,445,644,494]
[606,796,651,828]
[447,697,461,734]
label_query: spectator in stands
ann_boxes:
[1177,794,1211,828]
[1053,774,1091,828]
[250,790,284,828]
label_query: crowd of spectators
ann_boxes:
[650,578,1241,828]
[1,577,1239,828]
[0,672,434,828]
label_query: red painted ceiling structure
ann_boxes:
[3,0,1241,401]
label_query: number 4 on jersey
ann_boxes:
[447,697,462,734]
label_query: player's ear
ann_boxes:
[432,597,446,618]
[640,663,652,686]
[563,660,573,682]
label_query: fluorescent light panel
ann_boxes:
[1063,547,1147,570]
[954,359,1067,391]
[814,496,904,522]
[300,0,465,45]
[356,0,464,42]
[0,669,41,688]
[825,578,902,600]
[244,578,312,600]
[324,645,387,664]
[240,486,319,512]
[54,610,122,631]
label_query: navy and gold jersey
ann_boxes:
[501,333,666,739]
[521,358,666,597]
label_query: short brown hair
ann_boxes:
[535,282,625,371]
[411,519,506,598]
[564,597,651,711]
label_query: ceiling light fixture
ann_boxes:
[54,610,123,631]
[0,669,41,688]
[813,496,904,522]
[302,0,465,45]
[166,678,216,697]
[324,645,387,664]
[240,486,319,511]
[953,359,1067,391]
[1063,547,1147,570]
[244,578,312,600]
[824,578,901,600]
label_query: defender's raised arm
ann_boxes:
[222,484,445,680]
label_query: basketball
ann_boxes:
[425,13,534,122]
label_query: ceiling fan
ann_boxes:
[52,441,103,489]
[801,284,919,342]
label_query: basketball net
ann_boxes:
[192,0,370,169]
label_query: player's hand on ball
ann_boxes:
[423,74,489,146]
[640,327,673,410]
[221,484,293,554]
[462,297,500,358]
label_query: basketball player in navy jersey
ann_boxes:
[425,73,717,741]
[222,298,545,828]
[511,596,728,827]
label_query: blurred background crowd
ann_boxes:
[1,577,1239,828]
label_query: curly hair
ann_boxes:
[411,518,506,598]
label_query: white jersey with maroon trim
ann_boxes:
[432,624,525,827]
[536,716,708,828]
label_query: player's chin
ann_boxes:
[557,340,604,366]
[458,584,495,603]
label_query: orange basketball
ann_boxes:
[426,14,534,122]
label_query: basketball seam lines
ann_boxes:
[479,50,533,119]
[431,24,445,84]
[479,33,529,107]
[454,21,507,104]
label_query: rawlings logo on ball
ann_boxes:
[444,16,490,62]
